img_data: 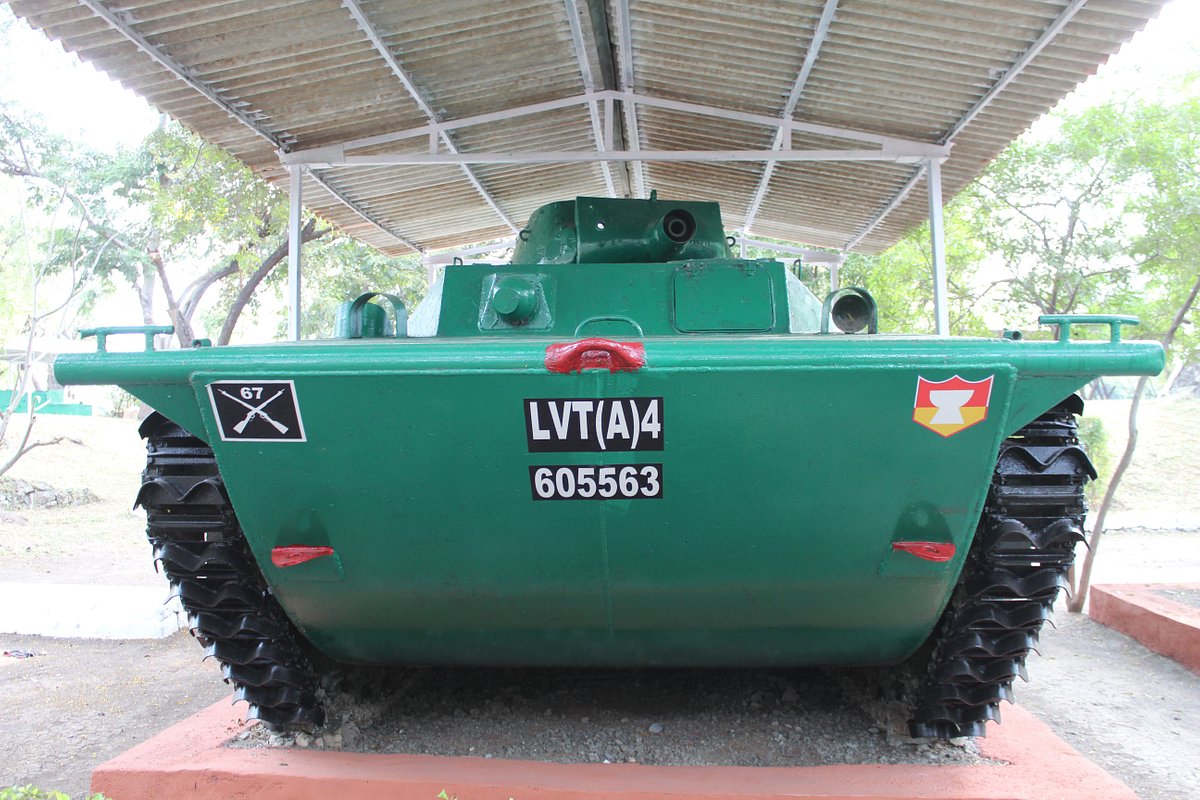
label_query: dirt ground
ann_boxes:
[0,633,228,794]
[1019,609,1200,800]
[1,403,1199,799]
[1084,396,1200,523]
[0,415,158,587]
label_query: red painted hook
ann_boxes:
[271,545,335,568]
[891,541,956,563]
[545,338,645,373]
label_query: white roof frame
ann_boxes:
[342,0,519,234]
[742,0,841,236]
[276,84,952,339]
[62,0,1093,343]
[843,0,1091,251]
[562,0,616,197]
[278,90,951,168]
[614,0,646,198]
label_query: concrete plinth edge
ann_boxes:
[1090,582,1200,675]
[92,697,1136,800]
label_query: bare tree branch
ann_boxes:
[1069,268,1200,612]
[217,219,329,346]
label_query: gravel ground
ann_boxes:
[1156,586,1200,610]
[233,664,988,767]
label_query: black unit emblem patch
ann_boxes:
[207,380,306,442]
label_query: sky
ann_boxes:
[2,1,1198,156]
[0,8,159,151]
[1040,0,1200,131]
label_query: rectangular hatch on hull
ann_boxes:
[672,262,777,332]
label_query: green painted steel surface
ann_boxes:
[512,195,729,265]
[442,259,793,338]
[51,196,1165,670]
[54,334,1162,666]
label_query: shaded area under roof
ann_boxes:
[10,0,1167,256]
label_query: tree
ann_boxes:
[972,104,1142,323]
[0,164,91,476]
[838,195,993,335]
[0,112,333,348]
[70,123,332,346]
[1069,96,1200,612]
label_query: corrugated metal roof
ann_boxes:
[10,0,1166,255]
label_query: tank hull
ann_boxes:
[55,334,1162,667]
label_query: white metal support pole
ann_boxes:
[830,259,840,292]
[286,165,303,342]
[926,157,949,336]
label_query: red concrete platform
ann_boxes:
[92,698,1136,800]
[1090,582,1200,675]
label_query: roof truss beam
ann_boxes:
[563,0,616,197]
[305,168,425,254]
[425,238,518,265]
[76,0,293,151]
[281,90,948,166]
[341,0,519,234]
[80,0,418,253]
[843,0,1089,250]
[731,236,845,266]
[614,0,645,198]
[743,0,840,234]
[282,147,944,168]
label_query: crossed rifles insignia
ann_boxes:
[207,380,306,442]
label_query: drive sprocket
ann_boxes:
[137,412,325,729]
[908,396,1094,737]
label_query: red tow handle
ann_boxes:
[891,541,956,563]
[271,545,335,568]
[545,338,646,373]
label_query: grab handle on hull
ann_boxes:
[1038,315,1139,344]
[79,325,174,353]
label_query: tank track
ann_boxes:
[136,412,325,729]
[908,396,1094,738]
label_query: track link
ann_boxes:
[908,396,1094,738]
[137,412,325,729]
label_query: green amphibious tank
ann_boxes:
[54,195,1163,737]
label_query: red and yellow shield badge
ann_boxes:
[913,375,994,437]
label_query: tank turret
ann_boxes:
[511,193,730,265]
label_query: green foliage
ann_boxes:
[0,786,107,800]
[1117,97,1200,363]
[839,196,992,335]
[0,207,33,338]
[0,104,337,345]
[972,94,1200,359]
[743,92,1200,342]
[106,388,139,418]
[291,236,427,340]
[1077,416,1112,504]
[973,103,1140,320]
